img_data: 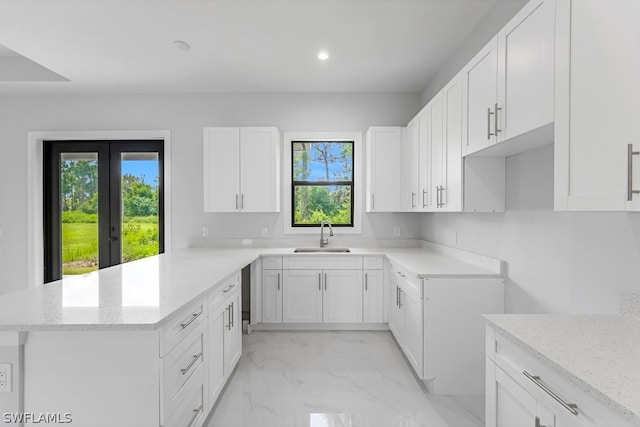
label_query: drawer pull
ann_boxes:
[180,308,203,330]
[187,405,203,427]
[181,352,203,375]
[223,283,237,294]
[523,371,578,416]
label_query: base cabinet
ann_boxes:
[261,270,282,323]
[363,269,384,323]
[282,269,323,323]
[389,269,422,378]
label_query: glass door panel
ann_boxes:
[120,152,160,263]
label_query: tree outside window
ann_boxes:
[292,141,354,227]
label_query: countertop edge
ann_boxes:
[484,316,640,427]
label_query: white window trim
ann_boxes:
[283,131,362,235]
[27,130,172,287]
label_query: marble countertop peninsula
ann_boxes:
[0,243,501,332]
[484,314,640,426]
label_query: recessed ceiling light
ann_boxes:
[317,51,329,61]
[173,40,191,51]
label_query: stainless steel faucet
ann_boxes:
[320,220,334,248]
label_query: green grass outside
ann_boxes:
[62,221,159,275]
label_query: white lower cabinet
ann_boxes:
[261,270,282,323]
[363,269,384,323]
[323,269,363,323]
[283,269,323,323]
[208,272,242,413]
[486,326,631,427]
[389,269,423,377]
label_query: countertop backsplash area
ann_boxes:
[621,292,640,319]
[188,237,423,249]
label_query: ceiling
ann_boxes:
[0,0,514,94]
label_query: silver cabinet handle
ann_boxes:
[181,352,203,375]
[180,307,203,330]
[318,273,321,291]
[628,144,640,201]
[230,302,234,329]
[364,273,368,291]
[324,273,327,291]
[411,192,416,208]
[398,288,403,308]
[487,107,495,139]
[235,194,239,210]
[495,103,502,135]
[371,193,375,210]
[396,286,400,307]
[187,406,203,427]
[535,417,546,427]
[241,193,244,209]
[223,283,236,294]
[440,186,446,208]
[422,190,427,208]
[277,272,280,291]
[227,305,232,331]
[523,371,578,416]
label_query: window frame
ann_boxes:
[283,132,362,235]
[290,140,355,228]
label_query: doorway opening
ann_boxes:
[43,140,164,283]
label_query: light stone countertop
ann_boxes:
[0,246,501,332]
[484,314,640,426]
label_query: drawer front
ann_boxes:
[390,265,421,299]
[363,255,384,270]
[162,323,205,420]
[209,271,240,312]
[161,297,206,356]
[164,365,205,427]
[283,255,363,270]
[262,256,283,270]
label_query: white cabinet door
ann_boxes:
[429,92,445,210]
[389,281,404,345]
[283,270,323,323]
[322,270,363,323]
[365,127,403,212]
[442,74,463,212]
[223,290,242,376]
[406,119,420,211]
[497,0,555,143]
[363,270,384,323]
[556,0,640,211]
[261,270,282,323]
[203,128,240,212]
[239,128,280,212]
[417,109,431,211]
[492,366,539,427]
[208,305,225,409]
[401,288,423,378]
[463,35,499,155]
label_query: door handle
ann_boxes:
[495,103,502,135]
[411,192,416,209]
[364,273,368,291]
[487,107,495,139]
[422,190,427,208]
[318,273,321,291]
[235,194,239,210]
[230,302,234,329]
[628,144,639,201]
[324,273,327,291]
[277,273,280,291]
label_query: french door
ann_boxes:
[43,140,164,283]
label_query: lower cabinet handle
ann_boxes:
[235,194,239,210]
[241,193,245,209]
[396,286,400,307]
[227,305,232,331]
[223,283,236,294]
[628,144,640,201]
[277,273,280,291]
[422,190,427,208]
[180,307,203,330]
[364,273,368,291]
[324,273,327,290]
[398,289,403,308]
[230,302,234,329]
[523,371,578,416]
[372,193,375,210]
[181,352,203,375]
[187,405,203,427]
[318,273,321,291]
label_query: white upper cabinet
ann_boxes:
[417,108,431,211]
[365,127,403,212]
[405,120,420,211]
[462,35,500,155]
[204,127,280,213]
[555,0,640,211]
[497,0,555,143]
[429,92,445,209]
[442,75,464,212]
[463,0,556,157]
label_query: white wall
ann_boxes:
[422,145,640,314]
[0,92,422,294]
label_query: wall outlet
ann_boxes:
[202,227,209,237]
[0,363,11,393]
[261,227,268,237]
[393,227,401,237]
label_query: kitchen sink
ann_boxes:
[293,248,351,253]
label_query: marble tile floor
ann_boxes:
[206,331,484,427]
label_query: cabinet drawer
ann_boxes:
[363,255,384,270]
[262,256,283,270]
[161,297,206,357]
[163,365,206,427]
[162,322,205,421]
[209,271,240,312]
[390,263,422,298]
[283,255,363,270]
